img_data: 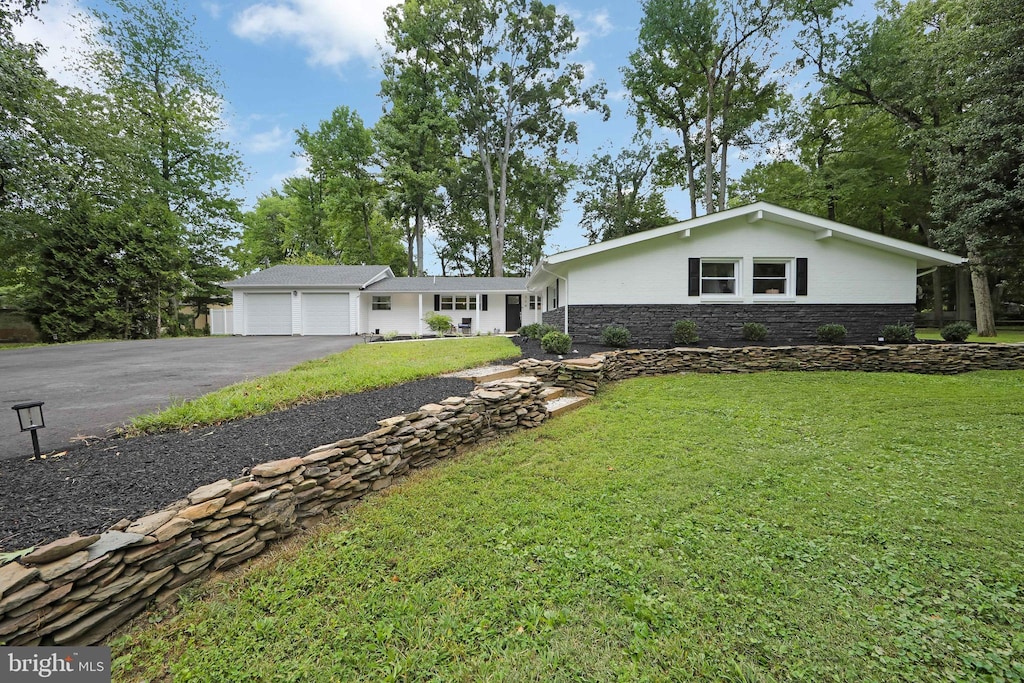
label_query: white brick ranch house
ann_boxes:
[221,265,539,336]
[527,202,965,345]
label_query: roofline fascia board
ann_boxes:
[541,201,964,267]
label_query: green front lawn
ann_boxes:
[113,371,1024,682]
[127,337,521,435]
[916,326,1024,344]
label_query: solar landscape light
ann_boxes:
[12,400,45,458]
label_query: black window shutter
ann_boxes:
[481,294,488,311]
[688,258,701,296]
[796,258,808,296]
[433,294,440,311]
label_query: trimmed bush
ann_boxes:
[424,312,453,336]
[672,319,700,345]
[540,331,572,354]
[816,323,848,344]
[601,325,632,348]
[518,323,557,341]
[741,322,769,342]
[940,321,974,343]
[382,330,399,341]
[880,322,915,343]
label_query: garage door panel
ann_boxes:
[301,293,350,335]
[245,293,292,335]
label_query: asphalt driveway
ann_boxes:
[0,336,364,461]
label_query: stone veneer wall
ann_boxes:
[514,343,1024,395]
[541,308,563,330]
[0,377,547,647]
[547,303,916,345]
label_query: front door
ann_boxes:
[505,295,522,332]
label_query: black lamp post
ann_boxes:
[12,401,45,458]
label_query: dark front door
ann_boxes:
[505,295,522,332]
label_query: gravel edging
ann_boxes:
[0,377,473,551]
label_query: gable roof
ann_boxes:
[224,265,393,289]
[364,276,528,293]
[530,202,964,284]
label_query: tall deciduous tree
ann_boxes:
[577,137,676,244]
[84,0,244,333]
[376,52,457,276]
[792,0,1003,335]
[296,106,381,261]
[383,0,607,275]
[931,0,1024,331]
[624,0,787,216]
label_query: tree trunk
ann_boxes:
[406,213,414,276]
[479,141,502,277]
[968,248,997,336]
[415,206,425,276]
[718,138,729,212]
[704,98,716,212]
[682,131,698,219]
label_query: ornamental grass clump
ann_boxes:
[540,331,572,354]
[940,321,974,342]
[816,323,848,344]
[601,325,632,348]
[741,322,769,342]
[671,319,699,345]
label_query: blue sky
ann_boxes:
[18,0,877,273]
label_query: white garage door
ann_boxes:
[301,293,350,335]
[244,293,292,335]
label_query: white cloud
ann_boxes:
[245,125,292,154]
[231,0,400,68]
[561,5,615,48]
[11,0,101,91]
[203,3,224,20]
[268,154,310,187]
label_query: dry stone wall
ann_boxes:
[515,343,1024,390]
[0,376,547,647]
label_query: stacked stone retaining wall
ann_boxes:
[0,376,547,646]
[515,343,1024,392]
[5,343,1022,647]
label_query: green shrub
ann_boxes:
[382,330,399,341]
[601,325,632,348]
[741,322,769,342]
[424,312,453,336]
[940,321,974,342]
[518,323,557,341]
[880,322,914,343]
[815,323,848,344]
[540,331,572,354]
[671,319,699,345]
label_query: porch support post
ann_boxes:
[418,294,424,335]
[475,293,481,333]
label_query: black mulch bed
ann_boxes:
[0,377,473,552]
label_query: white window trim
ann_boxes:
[752,258,796,301]
[439,295,477,311]
[371,295,392,311]
[700,258,742,300]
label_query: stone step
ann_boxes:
[471,367,522,383]
[545,395,590,418]
[539,386,565,401]
[444,365,522,383]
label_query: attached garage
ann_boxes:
[300,293,350,335]
[225,265,393,336]
[243,293,292,335]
